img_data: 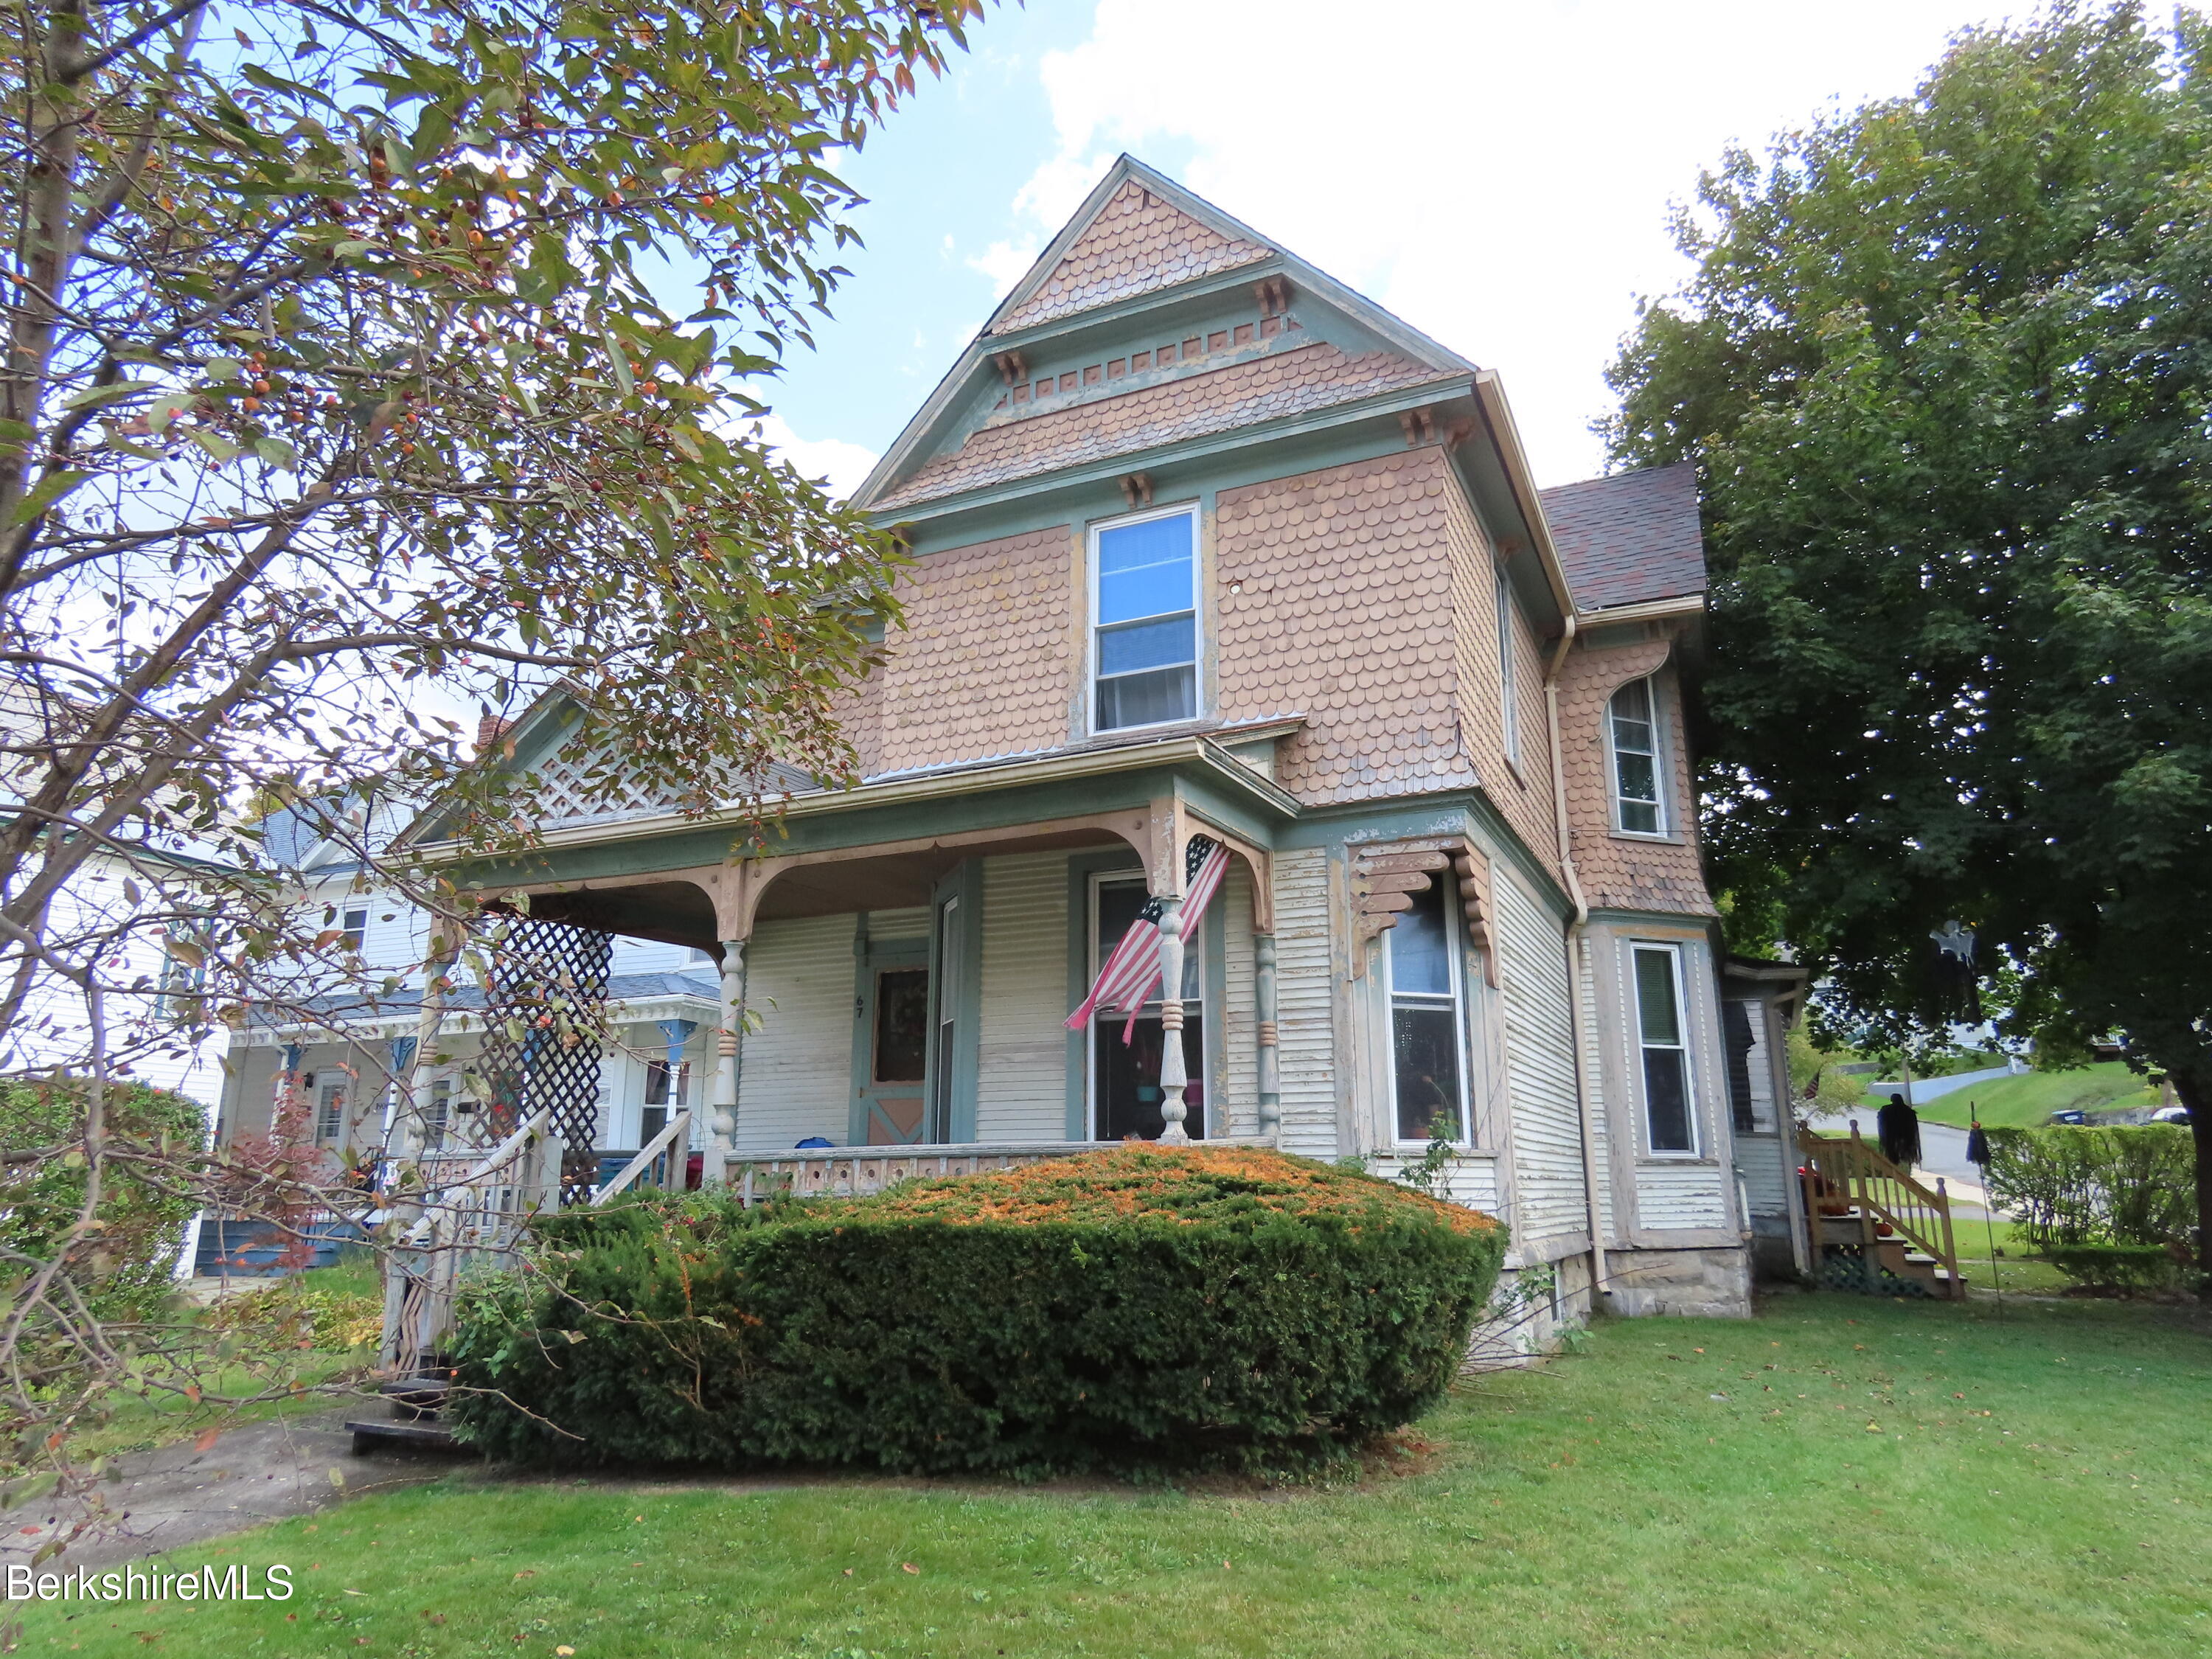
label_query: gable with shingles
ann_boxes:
[875,342,1444,512]
[991,178,1271,335]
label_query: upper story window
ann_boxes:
[1388,877,1470,1145]
[1495,568,1520,765]
[1092,507,1198,732]
[338,905,369,953]
[1608,677,1666,835]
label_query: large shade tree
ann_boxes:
[0,0,978,1494]
[1604,1,2212,1265]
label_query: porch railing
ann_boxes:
[726,1141,1124,1205]
[594,1110,692,1206]
[1799,1126,1964,1299]
[381,1105,558,1373]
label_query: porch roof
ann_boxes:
[425,717,1304,895]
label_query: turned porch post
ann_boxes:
[703,937,747,1186]
[1155,894,1190,1144]
[1255,932,1280,1138]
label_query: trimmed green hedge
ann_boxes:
[1980,1124,2194,1251]
[449,1144,1506,1478]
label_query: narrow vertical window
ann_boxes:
[316,1079,347,1144]
[1633,945,1696,1154]
[1093,508,1197,731]
[1609,678,1665,834]
[1389,878,1469,1144]
[1495,568,1520,764]
[340,906,369,953]
[425,1078,451,1151]
[931,894,962,1140]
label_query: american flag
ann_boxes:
[1066,835,1231,1041]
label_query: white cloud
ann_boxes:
[1012,0,2003,483]
[756,413,880,500]
[964,237,1043,299]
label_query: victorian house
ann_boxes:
[215,159,1808,1322]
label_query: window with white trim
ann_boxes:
[1632,943,1697,1154]
[315,1078,347,1145]
[1608,677,1666,835]
[339,905,369,953]
[424,1078,451,1151]
[1091,506,1197,731]
[1388,877,1470,1144]
[1495,568,1520,765]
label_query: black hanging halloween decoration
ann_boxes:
[1877,1091,1922,1170]
[1929,920,1983,1023]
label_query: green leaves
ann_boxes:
[1607,5,2212,1104]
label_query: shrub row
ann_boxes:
[1980,1124,2194,1252]
[448,1144,1505,1478]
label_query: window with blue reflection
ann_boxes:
[1094,509,1196,730]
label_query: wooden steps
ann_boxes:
[346,1367,465,1455]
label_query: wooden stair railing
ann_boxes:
[1798,1126,1966,1299]
[593,1110,692,1206]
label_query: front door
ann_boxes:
[855,947,931,1145]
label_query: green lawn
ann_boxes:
[24,1294,2211,1658]
[1907,1061,2160,1128]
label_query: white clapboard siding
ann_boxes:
[1273,847,1338,1159]
[1216,861,1257,1138]
[734,914,854,1150]
[1576,933,1615,1240]
[868,905,931,944]
[1368,1153,1501,1213]
[1636,1162,1731,1230]
[975,852,1069,1141]
[1733,999,1789,1218]
[1495,872,1586,1245]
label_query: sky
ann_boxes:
[759,0,2039,495]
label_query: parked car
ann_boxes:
[2150,1104,2192,1125]
[2050,1108,2088,1125]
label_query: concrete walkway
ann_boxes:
[1,1407,465,1572]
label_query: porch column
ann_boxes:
[1254,932,1280,1138]
[392,922,451,1164]
[703,937,747,1186]
[1156,895,1190,1144]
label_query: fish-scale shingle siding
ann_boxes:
[870,525,1077,774]
[992,179,1270,335]
[1214,448,1480,807]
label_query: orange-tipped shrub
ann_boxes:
[453,1145,1505,1477]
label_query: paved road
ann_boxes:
[0,1406,462,1572]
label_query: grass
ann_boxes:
[1950,1218,2078,1295]
[53,1258,384,1466]
[1909,1061,2160,1129]
[22,1294,2212,1658]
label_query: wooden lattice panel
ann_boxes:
[473,916,613,1206]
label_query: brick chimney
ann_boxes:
[476,714,514,755]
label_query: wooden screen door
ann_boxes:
[856,947,931,1145]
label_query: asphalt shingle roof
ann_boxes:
[1538,462,1706,613]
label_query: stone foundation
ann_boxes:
[1464,1251,1600,1367]
[1601,1245,1754,1319]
